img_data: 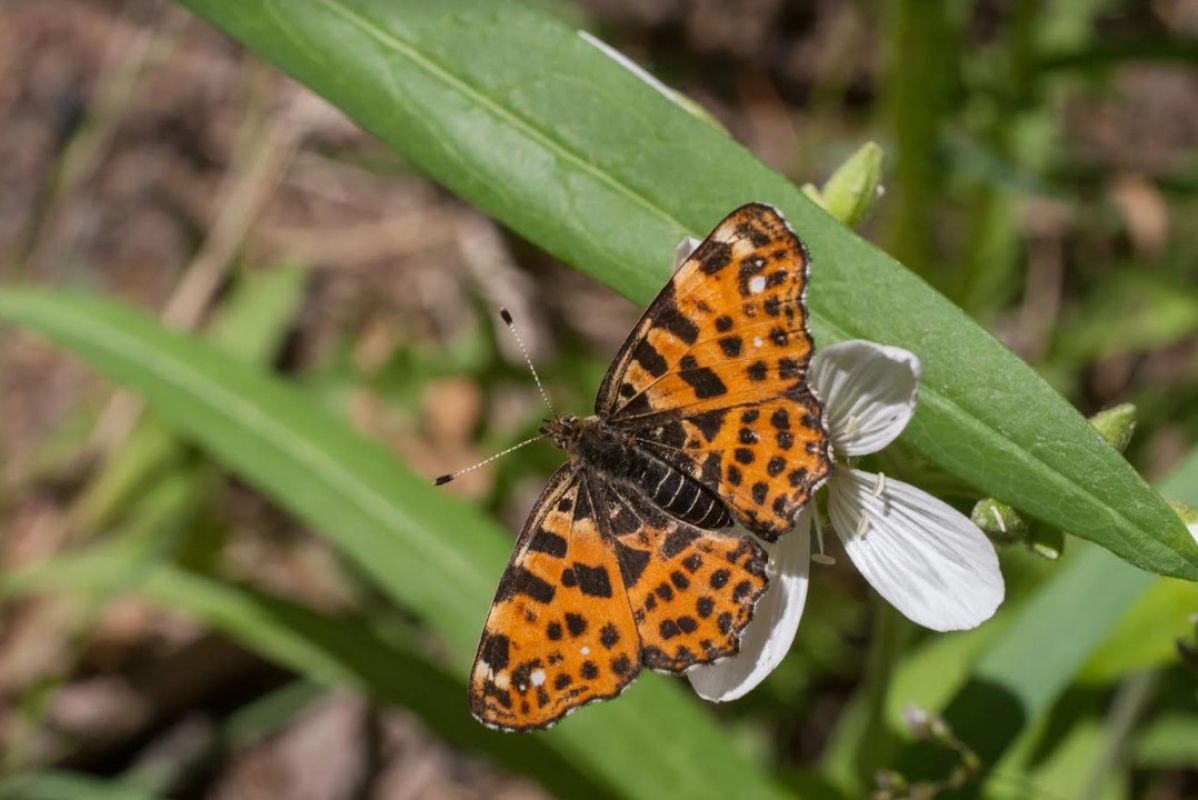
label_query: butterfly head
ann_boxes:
[540,415,587,453]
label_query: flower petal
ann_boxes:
[810,340,921,456]
[828,468,1003,631]
[687,512,812,701]
[674,236,702,271]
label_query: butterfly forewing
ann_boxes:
[596,203,832,539]
[470,466,641,731]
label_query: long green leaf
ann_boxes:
[170,0,1195,578]
[0,288,784,800]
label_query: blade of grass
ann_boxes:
[0,288,785,800]
[170,0,1196,578]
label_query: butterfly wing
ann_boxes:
[592,475,769,670]
[470,464,642,731]
[596,203,832,540]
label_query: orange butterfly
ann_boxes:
[463,203,832,730]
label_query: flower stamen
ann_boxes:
[855,514,871,538]
[873,472,886,498]
[844,414,860,438]
[811,510,837,565]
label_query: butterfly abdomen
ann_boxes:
[634,454,730,530]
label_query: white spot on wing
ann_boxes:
[531,669,547,687]
[753,336,763,348]
[749,275,767,294]
[580,646,590,656]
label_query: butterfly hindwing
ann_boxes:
[470,465,641,731]
[596,478,769,671]
[595,203,832,539]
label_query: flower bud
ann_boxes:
[1168,499,1198,528]
[970,498,1027,545]
[1089,403,1136,453]
[805,141,885,228]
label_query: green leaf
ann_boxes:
[0,288,784,800]
[170,0,1196,578]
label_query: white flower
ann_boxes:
[688,338,1005,702]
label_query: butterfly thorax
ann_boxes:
[542,415,731,531]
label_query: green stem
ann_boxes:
[1077,671,1159,800]
[883,0,958,285]
[856,596,912,786]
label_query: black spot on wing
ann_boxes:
[616,542,651,588]
[600,623,620,649]
[573,563,613,597]
[661,527,699,558]
[726,464,742,486]
[633,339,668,378]
[565,612,587,637]
[698,240,732,274]
[480,633,510,671]
[777,357,801,379]
[497,567,555,604]
[689,409,726,442]
[659,307,700,345]
[718,336,742,357]
[737,221,770,246]
[528,528,568,557]
[678,355,727,398]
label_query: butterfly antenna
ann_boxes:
[499,307,557,418]
[434,432,548,486]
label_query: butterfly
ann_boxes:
[465,203,832,731]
